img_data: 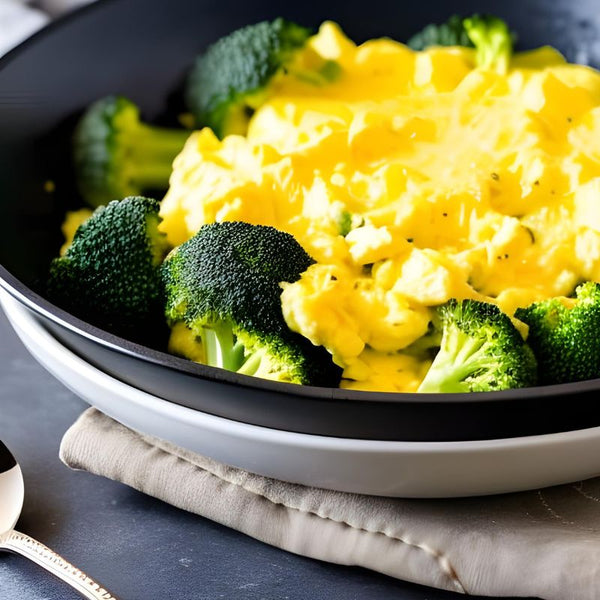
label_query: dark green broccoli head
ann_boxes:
[407,15,474,51]
[186,19,336,138]
[161,221,342,386]
[47,196,170,346]
[515,282,600,385]
[418,299,537,393]
[163,221,313,336]
[73,95,190,208]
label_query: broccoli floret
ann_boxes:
[407,14,513,73]
[463,14,513,73]
[515,282,600,385]
[161,221,342,386]
[407,15,474,50]
[73,96,190,208]
[47,196,170,346]
[418,299,537,393]
[186,19,339,138]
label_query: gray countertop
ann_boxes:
[0,308,530,599]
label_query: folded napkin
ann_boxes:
[60,408,600,600]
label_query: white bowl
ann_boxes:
[4,288,600,498]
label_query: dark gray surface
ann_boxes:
[0,308,531,599]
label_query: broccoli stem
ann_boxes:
[478,44,510,73]
[132,126,190,155]
[128,163,177,188]
[418,332,495,393]
[463,15,513,74]
[237,349,265,376]
[287,60,342,86]
[125,126,190,187]
[200,324,246,371]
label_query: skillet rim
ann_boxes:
[1,0,600,416]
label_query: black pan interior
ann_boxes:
[1,0,600,441]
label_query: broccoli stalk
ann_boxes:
[197,322,245,371]
[161,221,342,386]
[407,14,513,74]
[47,196,171,346]
[463,15,513,73]
[418,299,537,393]
[515,282,600,385]
[186,18,339,139]
[73,96,190,208]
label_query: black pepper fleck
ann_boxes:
[523,226,536,244]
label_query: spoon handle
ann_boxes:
[0,529,119,599]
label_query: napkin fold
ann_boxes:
[60,408,600,600]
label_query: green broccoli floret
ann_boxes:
[47,196,170,346]
[161,221,342,386]
[186,18,340,138]
[463,14,513,73]
[407,14,513,73]
[515,282,600,385]
[73,96,190,208]
[407,15,474,50]
[418,299,537,393]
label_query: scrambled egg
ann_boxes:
[60,208,93,256]
[159,22,600,392]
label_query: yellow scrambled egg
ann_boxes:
[159,22,600,392]
[60,208,93,256]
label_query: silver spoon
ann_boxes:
[0,440,119,599]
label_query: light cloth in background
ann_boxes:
[0,0,93,57]
[0,0,49,57]
[60,408,600,600]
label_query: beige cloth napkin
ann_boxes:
[60,408,600,600]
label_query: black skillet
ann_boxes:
[1,0,600,442]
